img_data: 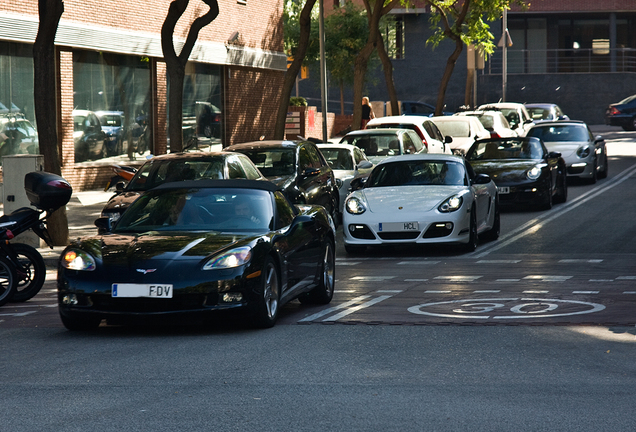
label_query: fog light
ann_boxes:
[222,293,243,303]
[62,294,78,305]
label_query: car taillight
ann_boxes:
[490,131,501,138]
[609,107,621,115]
[421,139,428,149]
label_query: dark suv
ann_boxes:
[225,140,340,224]
[605,94,636,131]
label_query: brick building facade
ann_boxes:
[0,0,286,190]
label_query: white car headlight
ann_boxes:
[438,195,463,213]
[61,249,96,271]
[526,164,546,180]
[577,146,591,159]
[345,196,366,215]
[203,246,252,270]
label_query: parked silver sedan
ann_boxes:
[317,143,374,212]
[527,120,608,183]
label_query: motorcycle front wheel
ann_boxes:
[0,256,17,307]
[10,243,46,303]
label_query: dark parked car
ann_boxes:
[465,137,567,210]
[100,151,267,231]
[73,109,107,162]
[605,94,636,131]
[59,180,336,330]
[225,140,340,224]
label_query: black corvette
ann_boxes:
[58,180,336,330]
[465,137,567,210]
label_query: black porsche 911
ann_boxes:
[465,137,567,210]
[58,180,336,330]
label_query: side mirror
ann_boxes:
[115,181,126,192]
[357,160,373,170]
[547,151,561,159]
[290,214,314,232]
[349,176,367,191]
[473,173,491,185]
[302,167,320,177]
[444,136,453,144]
[94,217,111,233]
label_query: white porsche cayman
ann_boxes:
[343,154,500,253]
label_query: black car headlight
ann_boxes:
[345,196,366,215]
[203,246,252,270]
[577,146,591,159]
[61,249,96,271]
[438,195,463,213]
[526,164,546,180]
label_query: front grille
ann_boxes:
[423,223,453,238]
[567,165,585,174]
[90,294,209,313]
[348,224,376,240]
[378,231,420,240]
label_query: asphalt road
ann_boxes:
[1,125,635,431]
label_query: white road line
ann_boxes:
[617,276,636,280]
[559,259,603,263]
[523,290,550,293]
[496,279,521,282]
[589,279,614,282]
[477,260,521,264]
[623,291,636,294]
[299,295,372,322]
[572,291,599,294]
[434,276,483,282]
[350,276,396,281]
[472,162,636,258]
[404,279,429,282]
[322,295,393,322]
[0,311,36,317]
[425,290,452,293]
[474,290,501,293]
[523,275,573,282]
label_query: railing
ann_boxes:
[485,48,636,74]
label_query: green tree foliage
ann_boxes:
[426,0,528,114]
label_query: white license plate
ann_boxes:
[378,221,419,232]
[498,186,510,194]
[112,283,173,298]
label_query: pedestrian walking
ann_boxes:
[361,96,375,129]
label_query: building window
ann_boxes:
[0,41,39,160]
[384,16,404,60]
[73,50,151,163]
[178,62,223,149]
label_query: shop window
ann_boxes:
[73,50,151,163]
[0,41,38,160]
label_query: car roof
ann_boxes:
[369,115,430,124]
[530,120,586,127]
[143,151,248,161]
[152,179,279,192]
[317,143,358,150]
[343,128,412,136]
[525,103,558,108]
[479,102,526,108]
[226,140,309,150]
[376,153,464,165]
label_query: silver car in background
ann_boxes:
[317,143,374,212]
[527,120,608,183]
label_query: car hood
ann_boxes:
[76,231,251,267]
[543,141,587,159]
[360,186,464,213]
[101,192,142,214]
[470,160,540,182]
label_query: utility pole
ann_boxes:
[319,0,328,141]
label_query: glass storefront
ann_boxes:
[179,62,223,150]
[73,50,151,162]
[0,42,38,160]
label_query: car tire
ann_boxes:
[299,238,335,305]
[252,257,280,329]
[462,207,478,253]
[542,180,553,210]
[598,153,609,179]
[59,312,102,331]
[588,159,598,184]
[9,243,46,303]
[482,198,500,242]
[554,170,568,204]
[345,244,366,254]
[0,257,17,307]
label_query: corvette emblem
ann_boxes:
[398,206,403,210]
[136,269,157,274]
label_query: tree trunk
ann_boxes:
[161,0,219,152]
[274,0,316,140]
[465,67,474,108]
[33,0,67,246]
[435,36,463,116]
[339,79,345,115]
[375,32,398,118]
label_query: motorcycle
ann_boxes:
[104,164,137,191]
[0,171,72,306]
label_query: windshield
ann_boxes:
[341,134,404,157]
[466,138,544,160]
[240,149,296,177]
[435,120,471,138]
[366,160,466,187]
[126,158,227,191]
[320,148,354,170]
[527,125,590,142]
[115,188,274,233]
